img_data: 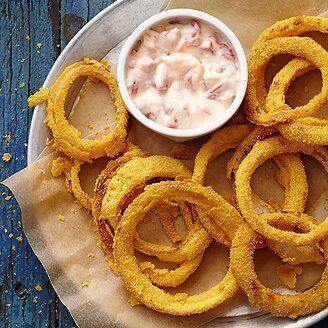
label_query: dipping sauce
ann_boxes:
[126,19,240,129]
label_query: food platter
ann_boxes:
[26,0,328,327]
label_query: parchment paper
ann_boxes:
[3,1,328,327]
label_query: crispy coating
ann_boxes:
[231,225,328,318]
[276,264,303,289]
[113,181,238,315]
[279,117,328,146]
[235,136,328,246]
[28,59,129,162]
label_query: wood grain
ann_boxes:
[0,1,113,327]
[0,0,327,327]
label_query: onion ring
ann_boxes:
[93,154,204,287]
[28,59,129,162]
[231,224,328,318]
[235,135,328,246]
[100,155,213,262]
[245,37,328,125]
[113,181,238,315]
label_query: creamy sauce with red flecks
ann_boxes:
[126,19,239,129]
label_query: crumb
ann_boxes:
[4,195,11,201]
[37,43,42,49]
[33,296,38,304]
[4,135,11,143]
[95,130,99,136]
[8,233,13,238]
[103,125,110,130]
[19,82,25,88]
[16,236,23,243]
[24,142,28,147]
[87,252,95,258]
[56,44,60,48]
[35,285,42,292]
[0,88,2,93]
[304,87,309,93]
[45,137,51,145]
[25,35,30,41]
[20,58,25,63]
[87,123,94,129]
[38,310,42,314]
[2,153,12,162]
[4,228,7,233]
[11,245,16,251]
[277,264,302,289]
[58,214,65,222]
[80,282,89,288]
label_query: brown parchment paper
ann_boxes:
[2,1,328,328]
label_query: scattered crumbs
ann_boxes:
[2,153,12,162]
[35,284,42,292]
[19,82,26,88]
[45,137,51,145]
[38,310,42,314]
[33,296,38,304]
[8,233,14,239]
[87,252,95,258]
[4,135,11,143]
[25,35,30,41]
[87,123,94,129]
[16,236,23,243]
[80,281,89,288]
[304,87,309,93]
[4,195,11,201]
[103,125,110,130]
[11,245,16,251]
[37,42,42,49]
[24,142,28,147]
[58,214,65,222]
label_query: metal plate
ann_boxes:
[27,0,328,327]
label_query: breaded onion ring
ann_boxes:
[235,135,328,246]
[93,154,203,287]
[245,37,328,125]
[113,181,238,315]
[100,155,213,262]
[231,224,328,318]
[29,59,129,162]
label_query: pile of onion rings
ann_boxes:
[29,15,328,320]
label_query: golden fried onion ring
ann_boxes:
[245,37,328,125]
[93,151,203,287]
[29,59,129,162]
[101,155,212,262]
[231,224,328,318]
[235,135,328,246]
[113,181,238,315]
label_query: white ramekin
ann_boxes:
[117,8,248,142]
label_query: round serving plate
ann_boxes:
[27,0,328,327]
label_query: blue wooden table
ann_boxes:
[0,1,327,327]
